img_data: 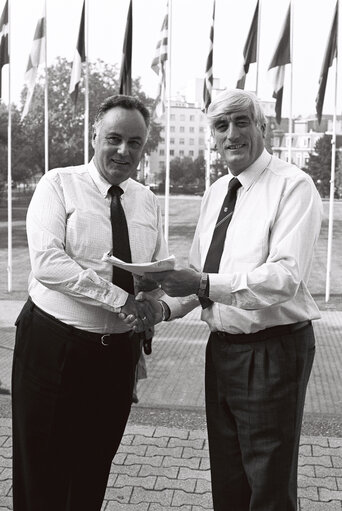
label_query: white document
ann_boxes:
[102,252,176,276]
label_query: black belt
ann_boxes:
[214,320,311,344]
[28,297,133,346]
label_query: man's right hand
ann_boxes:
[119,292,163,332]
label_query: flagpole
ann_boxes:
[288,0,293,164]
[325,54,338,302]
[164,0,171,244]
[7,0,12,292]
[44,0,48,173]
[84,0,89,164]
[255,0,261,96]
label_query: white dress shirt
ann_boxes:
[27,160,168,333]
[165,149,323,334]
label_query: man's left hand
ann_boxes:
[150,268,201,297]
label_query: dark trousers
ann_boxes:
[205,323,315,511]
[11,299,140,511]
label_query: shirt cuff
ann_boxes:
[208,273,233,305]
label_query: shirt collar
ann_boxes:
[88,159,130,198]
[229,149,272,191]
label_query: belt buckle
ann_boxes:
[101,334,111,346]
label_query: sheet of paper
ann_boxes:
[102,252,176,276]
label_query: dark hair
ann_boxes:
[93,94,151,131]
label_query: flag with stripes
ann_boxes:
[268,4,291,124]
[151,3,168,118]
[22,11,46,119]
[119,0,132,95]
[69,1,85,109]
[236,0,259,90]
[0,0,9,99]
[202,0,215,112]
[316,1,338,125]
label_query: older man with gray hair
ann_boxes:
[130,88,323,511]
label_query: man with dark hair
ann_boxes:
[127,89,323,511]
[12,94,166,510]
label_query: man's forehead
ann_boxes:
[217,109,252,120]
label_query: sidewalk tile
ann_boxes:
[154,476,195,492]
[319,489,342,502]
[139,466,179,479]
[171,489,212,508]
[130,487,173,506]
[299,499,342,511]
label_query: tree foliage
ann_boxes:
[168,155,206,192]
[0,57,161,185]
[305,134,341,198]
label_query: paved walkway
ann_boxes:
[0,301,342,510]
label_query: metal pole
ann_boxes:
[7,0,12,292]
[164,0,171,244]
[255,0,261,96]
[44,0,48,173]
[84,0,89,163]
[288,0,293,164]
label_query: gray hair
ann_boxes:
[207,89,267,131]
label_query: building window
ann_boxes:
[180,126,185,132]
[170,138,175,144]
[199,149,204,156]
[170,114,175,120]
[189,150,194,157]
[189,139,194,145]
[159,149,164,156]
[179,150,184,157]
[199,138,205,146]
[189,127,195,133]
[199,127,205,132]
[190,115,195,121]
[159,162,164,170]
[179,138,185,145]
[170,149,174,156]
[180,114,185,121]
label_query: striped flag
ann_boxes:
[119,0,132,95]
[316,1,338,125]
[236,0,259,90]
[22,10,46,119]
[69,1,85,109]
[0,0,9,99]
[151,2,168,118]
[202,0,215,112]
[268,4,291,124]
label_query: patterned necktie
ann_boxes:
[109,185,134,295]
[200,177,242,308]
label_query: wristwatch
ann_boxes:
[197,272,209,298]
[158,300,171,321]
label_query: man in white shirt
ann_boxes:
[12,95,167,511]
[129,89,322,511]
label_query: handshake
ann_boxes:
[117,267,202,332]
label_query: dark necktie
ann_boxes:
[109,185,134,295]
[200,177,242,308]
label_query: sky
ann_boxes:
[1,0,341,118]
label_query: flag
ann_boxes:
[236,0,259,90]
[69,1,85,109]
[22,10,46,119]
[316,2,338,124]
[151,3,168,118]
[0,0,9,99]
[202,0,215,112]
[268,4,291,124]
[119,0,132,95]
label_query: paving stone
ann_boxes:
[133,436,168,448]
[298,475,337,490]
[121,435,134,446]
[113,453,127,465]
[125,455,163,467]
[337,478,342,491]
[154,476,195,492]
[171,489,212,508]
[104,502,149,511]
[104,486,133,504]
[299,499,342,511]
[150,444,185,458]
[299,455,332,467]
[195,479,212,493]
[162,457,200,469]
[168,438,204,449]
[178,467,211,482]
[118,444,147,456]
[315,466,342,478]
[313,446,342,457]
[182,447,208,459]
[319,488,342,502]
[0,480,11,497]
[153,427,189,440]
[188,430,207,440]
[130,487,173,506]
[301,436,329,447]
[139,466,179,479]
[299,444,312,456]
[148,505,191,511]
[298,465,315,477]
[333,457,342,468]
[329,439,342,448]
[0,458,11,469]
[109,464,141,477]
[199,458,211,470]
[115,475,156,490]
[0,495,12,509]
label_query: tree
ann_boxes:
[305,134,341,198]
[19,57,162,179]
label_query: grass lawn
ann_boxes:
[0,196,341,309]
